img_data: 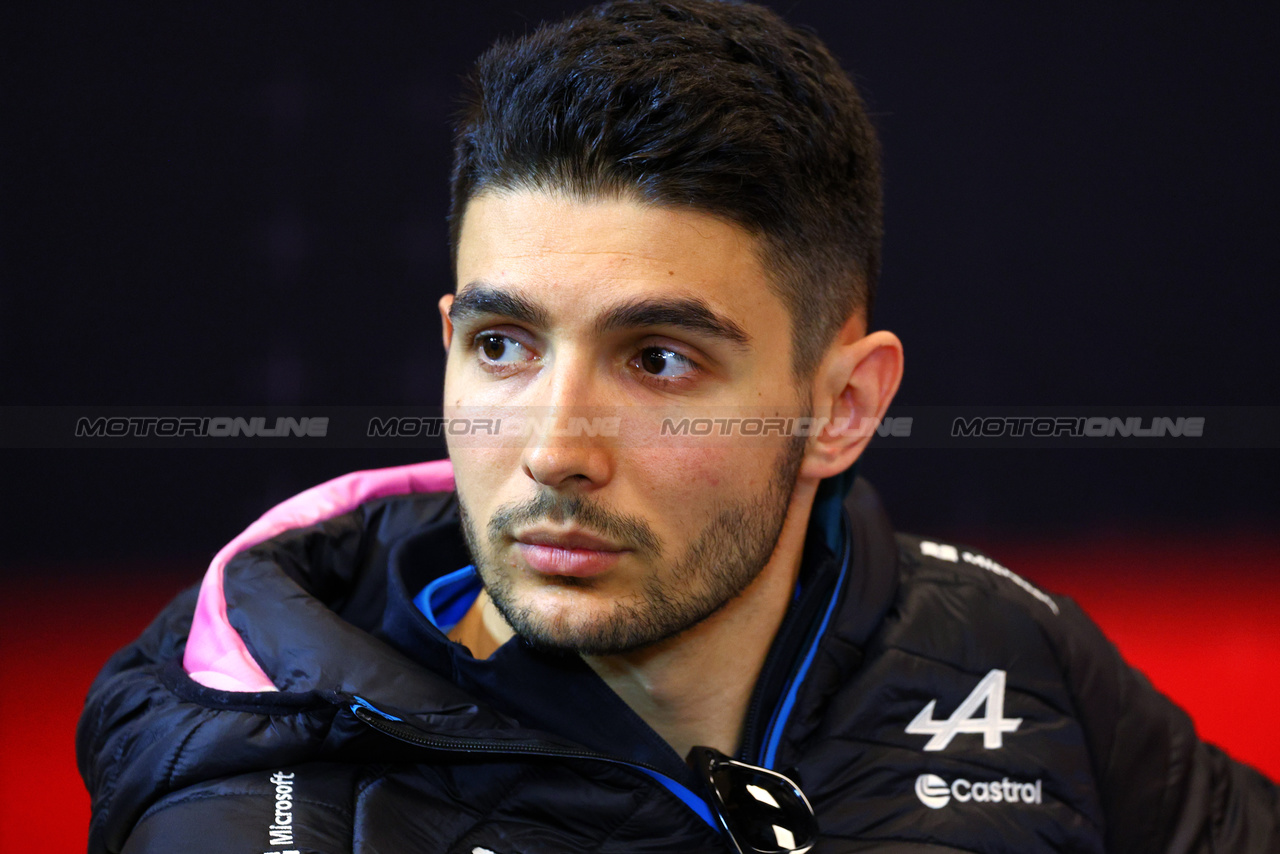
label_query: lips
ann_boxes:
[514,529,626,578]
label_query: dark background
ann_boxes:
[3,1,1277,558]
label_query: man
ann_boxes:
[79,2,1277,852]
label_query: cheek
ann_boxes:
[443,388,524,483]
[628,446,766,516]
[447,441,517,519]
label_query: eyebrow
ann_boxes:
[449,285,550,328]
[451,283,751,348]
[595,298,750,347]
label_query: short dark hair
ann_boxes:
[449,0,882,377]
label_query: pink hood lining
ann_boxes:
[182,458,456,692]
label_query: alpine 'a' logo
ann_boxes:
[905,669,1022,751]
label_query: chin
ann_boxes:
[497,583,718,657]
[504,594,639,654]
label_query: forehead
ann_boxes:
[454,190,785,329]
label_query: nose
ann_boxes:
[520,350,614,491]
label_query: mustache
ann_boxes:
[488,490,662,556]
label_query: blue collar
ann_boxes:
[413,564,482,632]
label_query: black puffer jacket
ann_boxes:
[78,464,1278,853]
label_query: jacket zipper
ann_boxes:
[737,681,769,763]
[351,698,670,777]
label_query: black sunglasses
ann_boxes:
[689,747,818,854]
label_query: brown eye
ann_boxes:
[475,333,530,367]
[636,347,694,379]
[640,348,669,374]
[480,334,507,361]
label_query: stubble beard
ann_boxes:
[456,435,808,656]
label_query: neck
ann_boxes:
[582,480,817,760]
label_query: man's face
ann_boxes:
[441,190,811,655]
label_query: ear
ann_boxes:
[438,293,455,351]
[800,319,904,481]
